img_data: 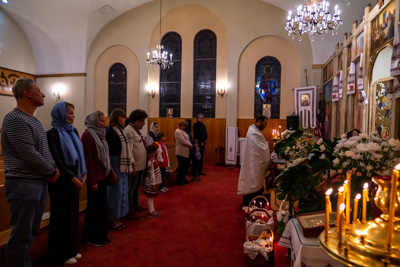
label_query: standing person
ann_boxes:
[145,121,159,146]
[46,101,87,265]
[237,116,271,206]
[145,143,162,218]
[191,139,202,182]
[193,114,208,175]
[124,109,148,220]
[184,119,195,182]
[81,110,111,247]
[155,132,170,193]
[106,109,133,230]
[175,120,192,186]
[1,78,60,267]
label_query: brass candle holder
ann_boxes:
[319,164,400,266]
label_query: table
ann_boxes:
[278,218,345,267]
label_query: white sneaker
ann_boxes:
[163,187,169,192]
[74,253,82,260]
[159,187,168,193]
[64,257,77,265]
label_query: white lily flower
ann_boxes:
[319,145,326,152]
[332,158,340,165]
[317,138,323,145]
[319,154,326,159]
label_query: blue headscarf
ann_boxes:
[51,101,87,179]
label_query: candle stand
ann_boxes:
[319,174,400,266]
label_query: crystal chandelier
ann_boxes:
[285,0,342,41]
[146,0,173,69]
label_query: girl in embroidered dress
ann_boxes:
[145,143,162,218]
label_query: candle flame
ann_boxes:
[363,183,369,190]
[326,188,333,195]
[338,186,345,193]
[340,203,345,211]
[395,163,400,170]
[355,194,361,200]
[344,180,348,185]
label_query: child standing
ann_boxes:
[192,138,202,181]
[145,143,162,218]
[155,132,170,193]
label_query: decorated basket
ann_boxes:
[244,219,275,265]
[245,195,274,230]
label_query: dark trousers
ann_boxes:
[129,170,144,211]
[177,155,190,183]
[192,158,199,177]
[199,145,205,173]
[84,179,108,244]
[159,168,166,189]
[47,181,79,264]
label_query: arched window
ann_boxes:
[193,29,216,118]
[160,32,182,117]
[254,57,281,119]
[108,63,127,115]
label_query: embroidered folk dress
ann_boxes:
[144,158,162,196]
[237,124,271,195]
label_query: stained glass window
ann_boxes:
[108,63,127,115]
[254,57,281,119]
[160,32,182,117]
[193,30,216,118]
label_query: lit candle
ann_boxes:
[253,200,256,209]
[346,171,352,224]
[259,201,262,209]
[338,203,345,244]
[325,188,333,238]
[353,194,361,223]
[388,164,400,247]
[262,214,264,221]
[336,186,344,227]
[147,52,150,59]
[362,183,369,222]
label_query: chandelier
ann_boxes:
[285,0,342,41]
[146,0,173,69]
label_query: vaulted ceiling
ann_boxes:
[0,0,376,74]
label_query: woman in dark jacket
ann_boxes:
[46,101,87,265]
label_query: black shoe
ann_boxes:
[177,181,186,186]
[194,177,201,181]
[184,180,189,184]
[104,238,110,244]
[199,172,207,175]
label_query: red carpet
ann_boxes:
[4,165,291,266]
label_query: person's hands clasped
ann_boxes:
[80,174,87,185]
[72,177,83,190]
[47,169,60,184]
[90,183,98,191]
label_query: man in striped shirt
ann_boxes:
[1,78,60,267]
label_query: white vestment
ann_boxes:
[237,124,271,195]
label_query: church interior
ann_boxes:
[2,0,400,266]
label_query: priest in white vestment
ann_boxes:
[237,116,271,205]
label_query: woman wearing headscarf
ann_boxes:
[81,110,111,247]
[46,101,87,265]
[106,109,133,230]
[145,121,159,146]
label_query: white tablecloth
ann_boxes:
[278,218,345,267]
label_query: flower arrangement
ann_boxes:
[331,131,400,179]
[273,130,315,161]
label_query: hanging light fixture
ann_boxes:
[285,0,342,41]
[146,0,173,69]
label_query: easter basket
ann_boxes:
[245,195,274,230]
[244,219,275,265]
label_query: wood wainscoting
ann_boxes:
[237,119,287,153]
[148,118,226,165]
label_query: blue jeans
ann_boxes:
[129,170,144,211]
[4,178,48,267]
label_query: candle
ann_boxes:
[253,200,256,209]
[336,186,344,227]
[362,183,369,222]
[346,171,352,224]
[338,203,345,244]
[259,202,262,209]
[325,188,333,238]
[262,214,264,221]
[388,164,400,248]
[353,194,361,223]
[147,52,150,59]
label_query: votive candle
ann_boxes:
[362,183,369,222]
[346,171,352,224]
[325,188,333,238]
[338,203,345,244]
[388,164,400,247]
[353,194,361,223]
[336,186,344,227]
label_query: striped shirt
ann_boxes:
[1,108,56,179]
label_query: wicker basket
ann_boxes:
[244,219,275,265]
[245,195,274,230]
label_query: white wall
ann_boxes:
[372,47,392,83]
[0,8,35,126]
